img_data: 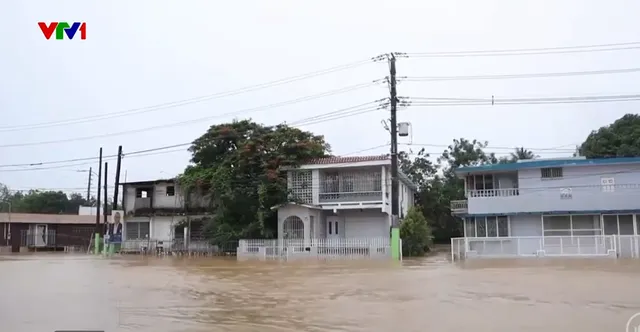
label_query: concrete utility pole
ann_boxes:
[387,53,401,261]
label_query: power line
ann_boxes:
[405,42,640,58]
[402,67,640,82]
[404,94,640,107]
[0,83,384,148]
[0,59,375,132]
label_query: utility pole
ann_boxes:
[113,146,123,210]
[94,148,103,255]
[103,162,109,233]
[86,167,92,201]
[388,53,401,261]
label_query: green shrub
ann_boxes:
[400,206,433,257]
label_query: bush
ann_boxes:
[400,206,433,257]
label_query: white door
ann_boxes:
[326,217,340,240]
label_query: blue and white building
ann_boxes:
[450,157,640,260]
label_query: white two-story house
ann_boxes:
[450,156,640,259]
[122,179,209,249]
[275,155,417,244]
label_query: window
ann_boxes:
[125,222,150,240]
[335,221,338,235]
[541,167,563,179]
[166,186,175,196]
[135,188,150,198]
[328,221,332,234]
[290,170,313,204]
[465,216,509,237]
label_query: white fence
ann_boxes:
[451,235,626,261]
[238,237,392,260]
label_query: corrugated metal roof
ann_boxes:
[305,155,389,165]
[0,213,96,224]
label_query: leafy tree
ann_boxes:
[579,114,640,158]
[400,206,433,256]
[0,183,92,214]
[178,119,329,244]
[398,148,437,188]
[510,147,537,161]
[400,138,501,243]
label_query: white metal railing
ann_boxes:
[319,191,382,203]
[467,188,519,198]
[450,200,468,213]
[238,237,392,260]
[450,235,618,260]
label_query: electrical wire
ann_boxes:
[0,58,375,132]
[402,68,640,82]
[405,42,640,58]
[405,94,640,107]
[0,82,383,148]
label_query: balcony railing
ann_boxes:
[467,188,519,197]
[450,200,468,214]
[319,191,382,203]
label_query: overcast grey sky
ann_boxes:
[0,0,638,197]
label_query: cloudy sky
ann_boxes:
[0,0,638,197]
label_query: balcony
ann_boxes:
[318,169,383,205]
[450,200,468,214]
[134,197,151,210]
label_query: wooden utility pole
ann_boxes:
[94,148,103,255]
[113,146,123,210]
[86,167,92,201]
[95,149,102,232]
[103,162,109,235]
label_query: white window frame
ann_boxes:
[464,216,510,238]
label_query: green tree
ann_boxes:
[510,147,537,161]
[400,206,433,256]
[579,114,640,158]
[400,138,501,243]
[0,183,91,214]
[178,119,329,244]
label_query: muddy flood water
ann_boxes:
[1,253,640,332]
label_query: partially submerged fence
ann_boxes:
[450,235,640,261]
[119,238,237,256]
[238,237,392,260]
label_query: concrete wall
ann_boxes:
[277,206,388,240]
[123,182,210,214]
[468,164,640,214]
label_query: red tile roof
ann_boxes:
[305,155,389,165]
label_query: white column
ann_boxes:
[312,170,320,205]
[381,165,387,211]
[304,216,310,247]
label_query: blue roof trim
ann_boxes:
[459,209,640,218]
[455,157,640,174]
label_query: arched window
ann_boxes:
[283,216,304,239]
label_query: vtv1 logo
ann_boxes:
[38,22,86,40]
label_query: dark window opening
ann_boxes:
[166,186,175,196]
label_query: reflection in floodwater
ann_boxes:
[1,253,640,332]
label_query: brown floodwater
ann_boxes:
[1,252,639,332]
